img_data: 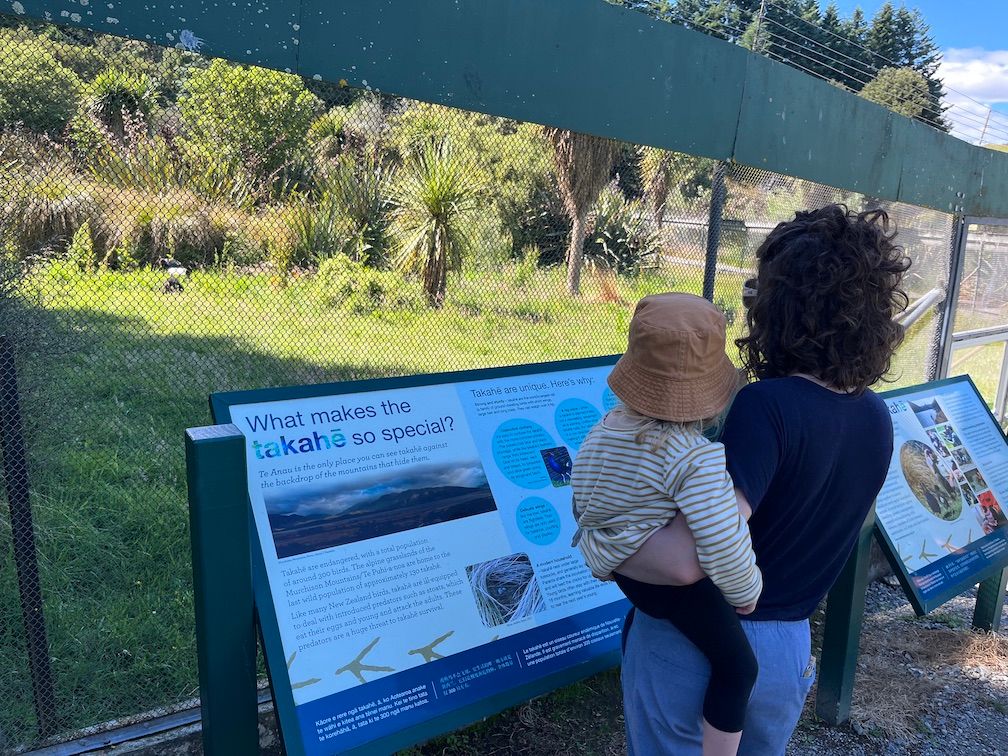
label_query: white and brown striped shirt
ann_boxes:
[570,406,763,608]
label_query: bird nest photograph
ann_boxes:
[899,440,964,522]
[466,553,546,627]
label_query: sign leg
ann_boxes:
[972,567,1007,632]
[815,508,874,725]
[186,425,259,754]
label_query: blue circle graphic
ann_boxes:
[491,419,555,489]
[602,387,619,412]
[516,497,562,545]
[555,398,602,449]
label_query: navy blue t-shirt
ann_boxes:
[721,377,893,621]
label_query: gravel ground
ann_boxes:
[787,580,1008,756]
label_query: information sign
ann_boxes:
[210,357,629,755]
[876,376,1008,614]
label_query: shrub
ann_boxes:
[390,105,555,261]
[0,35,82,136]
[393,138,482,307]
[66,220,96,271]
[502,177,570,267]
[81,68,157,141]
[148,206,227,267]
[0,124,73,169]
[87,116,257,209]
[1,173,96,255]
[511,245,541,288]
[612,143,645,200]
[320,154,395,266]
[307,107,353,160]
[239,206,298,271]
[640,147,714,220]
[91,184,233,268]
[179,60,322,184]
[860,66,932,120]
[715,296,737,328]
[316,255,421,313]
[287,194,346,268]
[583,186,660,276]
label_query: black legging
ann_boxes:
[614,574,758,733]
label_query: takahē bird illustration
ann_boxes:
[543,450,572,484]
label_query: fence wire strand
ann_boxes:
[0,13,1007,753]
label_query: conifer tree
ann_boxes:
[867,2,900,69]
[908,9,947,127]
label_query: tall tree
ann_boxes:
[793,0,830,79]
[612,0,948,128]
[838,7,871,91]
[907,9,947,127]
[544,128,619,296]
[867,2,900,69]
[609,0,677,22]
[818,2,857,89]
[893,6,917,67]
[673,0,745,41]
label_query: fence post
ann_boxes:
[814,506,875,725]
[186,424,258,754]
[703,161,728,302]
[972,567,1007,632]
[930,215,968,380]
[0,331,58,738]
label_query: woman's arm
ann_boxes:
[615,489,752,585]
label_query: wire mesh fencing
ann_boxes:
[0,13,994,752]
[947,221,1008,420]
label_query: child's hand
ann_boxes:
[735,602,757,615]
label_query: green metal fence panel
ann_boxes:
[734,57,905,199]
[897,120,987,215]
[9,0,301,70]
[297,0,748,160]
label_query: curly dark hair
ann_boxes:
[737,204,911,393]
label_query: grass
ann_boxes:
[1,260,745,746]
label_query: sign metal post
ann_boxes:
[186,424,259,755]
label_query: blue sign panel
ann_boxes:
[212,357,628,755]
[877,377,1008,614]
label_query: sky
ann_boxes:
[831,1,1008,118]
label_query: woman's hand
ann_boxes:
[616,514,705,585]
[614,489,753,586]
[735,603,757,615]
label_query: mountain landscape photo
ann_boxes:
[264,461,497,557]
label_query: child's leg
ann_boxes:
[613,574,757,748]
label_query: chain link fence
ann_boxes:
[0,15,997,752]
[947,221,1008,423]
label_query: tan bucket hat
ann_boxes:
[608,292,740,423]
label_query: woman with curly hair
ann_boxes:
[615,205,911,755]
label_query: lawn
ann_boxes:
[1,258,997,747]
[1,260,747,745]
